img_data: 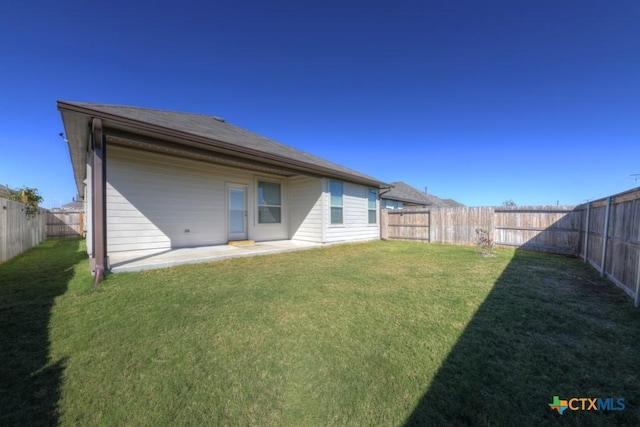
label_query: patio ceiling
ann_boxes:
[107,133,300,177]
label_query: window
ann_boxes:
[368,188,377,224]
[258,180,281,224]
[330,180,343,224]
[382,199,403,210]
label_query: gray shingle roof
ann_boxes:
[60,200,84,210]
[382,182,432,205]
[382,182,464,207]
[59,102,385,187]
[441,198,465,208]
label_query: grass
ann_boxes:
[1,238,639,426]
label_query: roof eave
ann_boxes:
[57,101,387,188]
[59,108,90,198]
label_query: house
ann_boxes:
[381,181,463,209]
[58,102,387,283]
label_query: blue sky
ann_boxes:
[1,0,639,208]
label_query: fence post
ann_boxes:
[380,209,388,240]
[491,207,496,248]
[427,210,431,243]
[0,199,6,262]
[635,249,640,308]
[583,202,590,263]
[600,197,612,277]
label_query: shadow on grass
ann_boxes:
[405,249,640,426]
[0,238,86,426]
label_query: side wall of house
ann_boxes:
[105,145,289,253]
[322,178,380,244]
[289,176,323,243]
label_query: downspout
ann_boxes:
[91,118,107,288]
[378,185,394,240]
[379,185,394,198]
[378,184,395,211]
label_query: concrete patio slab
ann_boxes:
[109,240,323,273]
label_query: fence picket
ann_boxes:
[0,197,46,263]
[46,210,84,237]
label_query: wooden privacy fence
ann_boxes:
[429,207,495,246]
[47,210,84,237]
[381,209,431,241]
[381,187,640,306]
[576,187,640,305]
[0,197,46,263]
[381,206,580,253]
[493,207,580,254]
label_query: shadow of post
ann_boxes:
[404,248,640,426]
[0,238,86,426]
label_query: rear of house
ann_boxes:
[59,102,386,281]
[104,146,380,251]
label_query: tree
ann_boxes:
[502,199,517,207]
[10,187,43,219]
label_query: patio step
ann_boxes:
[227,240,255,247]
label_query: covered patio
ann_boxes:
[108,240,323,273]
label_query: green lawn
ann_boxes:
[1,238,639,426]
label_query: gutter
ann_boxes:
[379,184,395,198]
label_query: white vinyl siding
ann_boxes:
[106,145,288,253]
[322,179,380,244]
[102,145,379,253]
[289,176,323,243]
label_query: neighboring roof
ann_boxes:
[58,101,387,194]
[382,181,464,207]
[60,200,84,210]
[381,181,436,205]
[441,198,465,208]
